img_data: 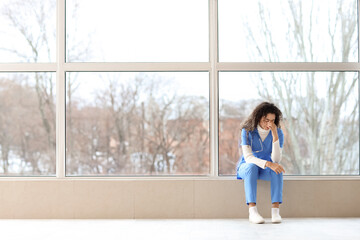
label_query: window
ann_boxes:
[66,72,209,176]
[219,0,357,62]
[0,0,56,62]
[219,72,359,175]
[66,0,209,62]
[0,73,56,176]
[0,0,358,178]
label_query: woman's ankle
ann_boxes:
[249,203,256,208]
[272,202,280,208]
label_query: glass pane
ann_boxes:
[219,0,358,62]
[0,73,56,176]
[66,72,209,176]
[219,72,359,175]
[0,0,56,62]
[66,0,209,62]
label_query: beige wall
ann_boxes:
[0,179,359,219]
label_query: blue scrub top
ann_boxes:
[236,127,284,179]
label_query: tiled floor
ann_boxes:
[0,218,359,240]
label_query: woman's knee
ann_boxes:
[244,163,259,177]
[270,171,283,180]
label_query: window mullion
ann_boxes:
[209,0,219,177]
[56,0,66,178]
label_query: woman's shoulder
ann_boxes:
[241,128,256,137]
[241,128,255,133]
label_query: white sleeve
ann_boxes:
[271,139,282,163]
[242,145,267,169]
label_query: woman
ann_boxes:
[236,102,285,224]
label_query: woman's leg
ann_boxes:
[258,167,283,223]
[258,167,283,205]
[238,163,260,206]
[238,163,265,224]
[270,170,283,205]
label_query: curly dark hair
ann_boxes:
[240,102,283,135]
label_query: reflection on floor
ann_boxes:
[0,218,359,240]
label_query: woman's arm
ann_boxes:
[242,145,267,169]
[267,123,285,174]
[271,140,282,163]
[269,123,282,163]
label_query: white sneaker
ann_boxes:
[249,206,265,224]
[271,208,282,223]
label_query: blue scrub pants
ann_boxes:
[238,163,283,205]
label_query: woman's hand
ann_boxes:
[266,162,285,174]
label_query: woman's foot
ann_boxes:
[249,206,265,224]
[271,208,282,223]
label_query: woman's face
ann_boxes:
[259,113,276,130]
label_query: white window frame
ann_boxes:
[0,0,358,180]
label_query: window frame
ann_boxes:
[0,0,358,179]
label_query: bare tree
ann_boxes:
[136,77,209,175]
[0,0,56,175]
[244,0,358,174]
[0,77,56,175]
[0,0,91,175]
[219,99,262,175]
[65,73,210,176]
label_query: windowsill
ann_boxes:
[0,175,359,181]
